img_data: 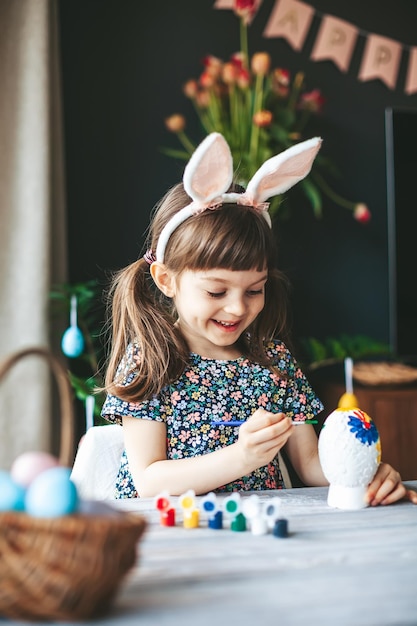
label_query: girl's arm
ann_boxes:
[123,408,293,497]
[284,423,327,487]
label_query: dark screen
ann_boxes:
[386,107,417,359]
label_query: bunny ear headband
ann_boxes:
[153,132,322,263]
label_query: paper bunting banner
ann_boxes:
[310,15,358,72]
[263,0,314,51]
[358,34,402,89]
[405,47,417,95]
[214,0,417,95]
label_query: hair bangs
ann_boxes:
[165,203,276,273]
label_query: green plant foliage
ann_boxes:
[301,334,391,370]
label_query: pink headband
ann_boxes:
[154,133,322,263]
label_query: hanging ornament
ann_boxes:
[61,295,85,358]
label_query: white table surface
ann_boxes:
[8,482,417,626]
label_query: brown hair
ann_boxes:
[104,182,290,402]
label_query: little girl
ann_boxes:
[102,132,414,505]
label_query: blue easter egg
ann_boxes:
[61,326,84,358]
[0,470,26,511]
[25,467,78,517]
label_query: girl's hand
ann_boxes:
[236,408,293,472]
[366,462,417,506]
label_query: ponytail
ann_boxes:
[104,258,189,402]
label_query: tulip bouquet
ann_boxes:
[163,0,370,222]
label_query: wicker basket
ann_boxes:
[0,347,147,621]
[353,361,417,386]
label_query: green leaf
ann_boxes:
[159,147,190,160]
[300,178,323,218]
[301,337,327,363]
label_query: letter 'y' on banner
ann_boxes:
[405,47,417,95]
[310,15,358,72]
[263,0,314,51]
[358,34,402,90]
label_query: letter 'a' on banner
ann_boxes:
[263,0,314,51]
[310,15,358,72]
[405,47,417,95]
[358,34,402,90]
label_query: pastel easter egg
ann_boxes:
[10,451,60,487]
[25,466,78,517]
[61,326,84,358]
[318,408,381,510]
[0,470,26,511]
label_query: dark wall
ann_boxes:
[58,0,417,351]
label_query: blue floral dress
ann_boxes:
[101,339,323,498]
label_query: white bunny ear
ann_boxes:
[245,137,322,204]
[183,132,233,203]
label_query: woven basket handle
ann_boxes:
[0,347,74,466]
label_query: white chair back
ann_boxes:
[70,424,124,500]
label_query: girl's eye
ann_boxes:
[247,289,263,296]
[207,291,226,298]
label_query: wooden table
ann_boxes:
[106,482,417,626]
[7,484,417,625]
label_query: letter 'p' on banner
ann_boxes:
[358,34,402,89]
[310,15,358,72]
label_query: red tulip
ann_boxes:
[202,55,223,79]
[354,204,371,223]
[236,67,250,89]
[299,89,325,113]
[233,0,257,24]
[230,52,246,71]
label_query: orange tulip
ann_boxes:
[195,90,210,108]
[183,80,198,99]
[199,71,216,89]
[164,114,186,133]
[253,110,273,127]
[251,52,271,76]
[222,62,238,85]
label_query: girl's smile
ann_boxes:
[172,268,267,359]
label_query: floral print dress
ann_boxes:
[101,339,323,498]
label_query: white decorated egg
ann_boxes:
[0,470,26,511]
[25,466,78,517]
[10,451,60,487]
[318,408,381,510]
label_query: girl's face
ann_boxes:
[172,267,267,359]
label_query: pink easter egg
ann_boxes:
[10,451,60,487]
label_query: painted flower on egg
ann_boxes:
[347,409,379,446]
